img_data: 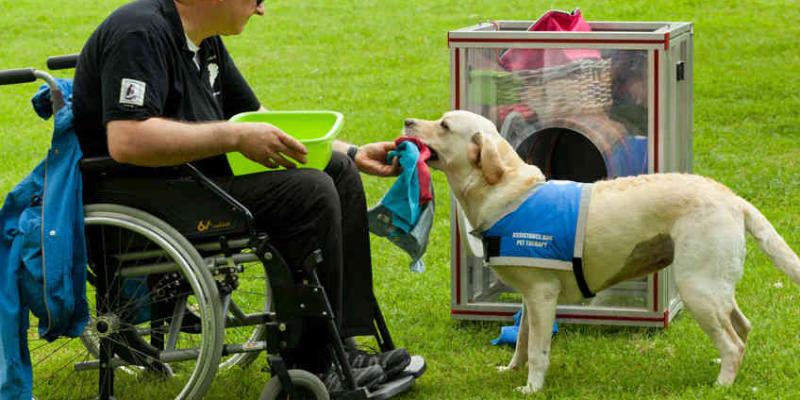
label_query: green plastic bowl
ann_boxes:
[227,110,343,175]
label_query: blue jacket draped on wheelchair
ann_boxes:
[0,79,88,399]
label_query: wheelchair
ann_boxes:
[0,56,424,400]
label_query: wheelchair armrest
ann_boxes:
[79,156,188,175]
[80,156,128,173]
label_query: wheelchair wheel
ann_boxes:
[260,369,329,400]
[30,204,224,400]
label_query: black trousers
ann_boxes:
[218,152,376,370]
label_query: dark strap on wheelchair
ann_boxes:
[481,236,595,298]
[571,257,595,298]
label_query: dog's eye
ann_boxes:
[440,121,449,131]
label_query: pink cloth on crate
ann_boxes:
[499,9,601,71]
[394,137,433,204]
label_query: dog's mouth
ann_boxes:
[418,139,440,165]
[403,126,439,163]
[426,146,439,162]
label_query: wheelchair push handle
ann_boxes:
[47,54,78,70]
[0,67,64,113]
[0,52,77,87]
[0,68,37,86]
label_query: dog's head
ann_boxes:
[403,110,512,185]
[404,110,545,231]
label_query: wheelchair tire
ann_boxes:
[30,204,224,400]
[260,369,330,400]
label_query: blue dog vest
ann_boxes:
[480,180,595,297]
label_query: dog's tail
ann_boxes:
[742,198,800,284]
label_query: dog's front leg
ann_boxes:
[498,305,528,372]
[517,279,559,395]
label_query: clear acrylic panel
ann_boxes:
[462,47,652,309]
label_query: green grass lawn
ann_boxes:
[1,0,799,399]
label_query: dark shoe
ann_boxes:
[346,347,412,379]
[320,364,387,392]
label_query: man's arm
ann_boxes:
[107,117,307,169]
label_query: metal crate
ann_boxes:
[448,20,693,327]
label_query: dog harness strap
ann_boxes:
[483,236,501,262]
[571,182,595,298]
[571,257,595,298]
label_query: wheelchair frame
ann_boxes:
[0,56,422,400]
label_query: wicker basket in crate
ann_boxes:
[472,58,612,120]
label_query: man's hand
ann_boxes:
[235,122,308,169]
[354,141,401,177]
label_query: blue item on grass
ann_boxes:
[491,309,558,346]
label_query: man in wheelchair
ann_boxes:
[71,0,418,396]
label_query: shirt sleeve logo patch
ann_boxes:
[119,78,147,106]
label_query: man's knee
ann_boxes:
[291,169,341,218]
[325,152,362,187]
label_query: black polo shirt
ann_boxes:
[73,0,261,176]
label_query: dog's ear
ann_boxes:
[469,132,505,185]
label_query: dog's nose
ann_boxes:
[404,119,416,128]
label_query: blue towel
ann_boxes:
[368,141,433,272]
[382,141,423,232]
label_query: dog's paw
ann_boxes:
[715,376,736,386]
[514,383,542,395]
[496,365,516,373]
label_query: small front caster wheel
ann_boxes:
[260,369,330,400]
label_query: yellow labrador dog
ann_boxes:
[404,110,800,394]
